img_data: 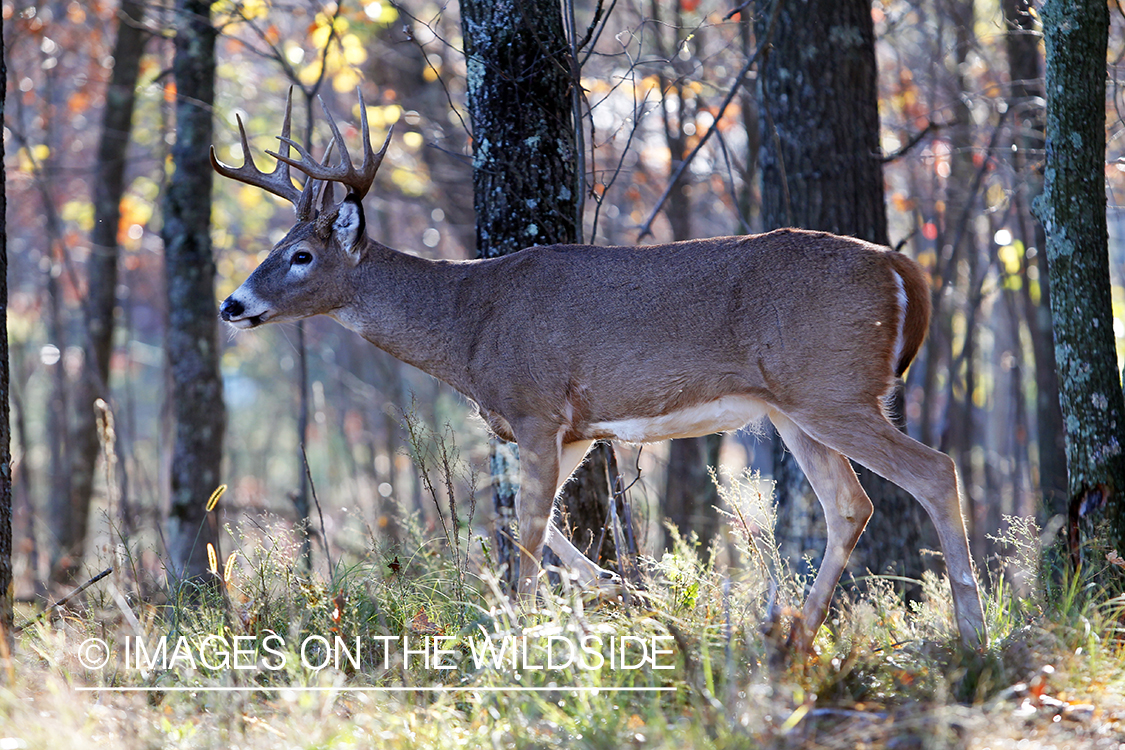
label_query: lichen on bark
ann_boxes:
[1034,0,1125,555]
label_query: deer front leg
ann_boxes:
[513,428,562,601]
[771,411,874,652]
[546,440,620,590]
[514,434,621,600]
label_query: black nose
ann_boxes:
[220,298,244,321]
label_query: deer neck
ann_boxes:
[331,241,471,394]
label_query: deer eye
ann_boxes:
[291,251,314,266]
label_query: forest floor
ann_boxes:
[2,474,1124,749]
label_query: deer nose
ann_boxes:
[220,297,244,321]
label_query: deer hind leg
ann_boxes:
[770,410,873,652]
[797,408,987,650]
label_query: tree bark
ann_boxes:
[1002,0,1067,521]
[460,0,615,586]
[756,0,930,582]
[0,8,12,650]
[162,0,225,583]
[653,0,724,551]
[61,0,147,586]
[1034,0,1125,561]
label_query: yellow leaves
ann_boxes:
[237,184,267,212]
[61,200,94,232]
[119,194,154,249]
[241,0,269,21]
[998,240,1024,277]
[310,12,349,48]
[297,30,367,92]
[391,166,426,197]
[362,103,401,130]
[213,0,269,25]
[986,182,1009,212]
[401,131,424,150]
[332,66,362,94]
[17,144,49,172]
[363,1,398,24]
[341,34,367,66]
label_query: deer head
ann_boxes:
[212,88,390,328]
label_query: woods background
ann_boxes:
[4,0,1124,597]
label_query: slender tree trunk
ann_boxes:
[460,0,615,586]
[942,0,985,568]
[65,0,148,586]
[1034,0,1125,561]
[0,10,12,649]
[757,0,930,582]
[162,0,225,583]
[653,0,724,551]
[1003,0,1067,521]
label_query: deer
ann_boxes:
[211,89,987,653]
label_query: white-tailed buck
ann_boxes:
[213,90,987,651]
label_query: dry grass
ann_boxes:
[3,469,1125,749]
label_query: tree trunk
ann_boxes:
[653,0,724,552]
[63,0,148,586]
[0,9,12,649]
[756,0,930,582]
[162,0,225,583]
[942,0,985,570]
[1002,0,1067,521]
[460,0,615,587]
[1034,0,1125,561]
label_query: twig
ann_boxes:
[300,446,336,577]
[15,568,113,633]
[879,120,939,163]
[637,0,783,239]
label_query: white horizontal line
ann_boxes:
[76,685,676,693]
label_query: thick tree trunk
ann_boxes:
[162,0,225,583]
[756,0,930,582]
[1034,0,1125,561]
[62,0,147,586]
[461,0,616,586]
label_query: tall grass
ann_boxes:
[3,433,1125,748]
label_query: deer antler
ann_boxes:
[268,88,391,201]
[210,87,318,221]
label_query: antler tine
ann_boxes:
[210,89,305,209]
[267,88,391,201]
[316,138,338,215]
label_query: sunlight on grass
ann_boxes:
[3,459,1125,748]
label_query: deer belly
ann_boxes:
[589,395,768,443]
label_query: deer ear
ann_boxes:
[333,194,366,264]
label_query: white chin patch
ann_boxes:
[226,316,260,330]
